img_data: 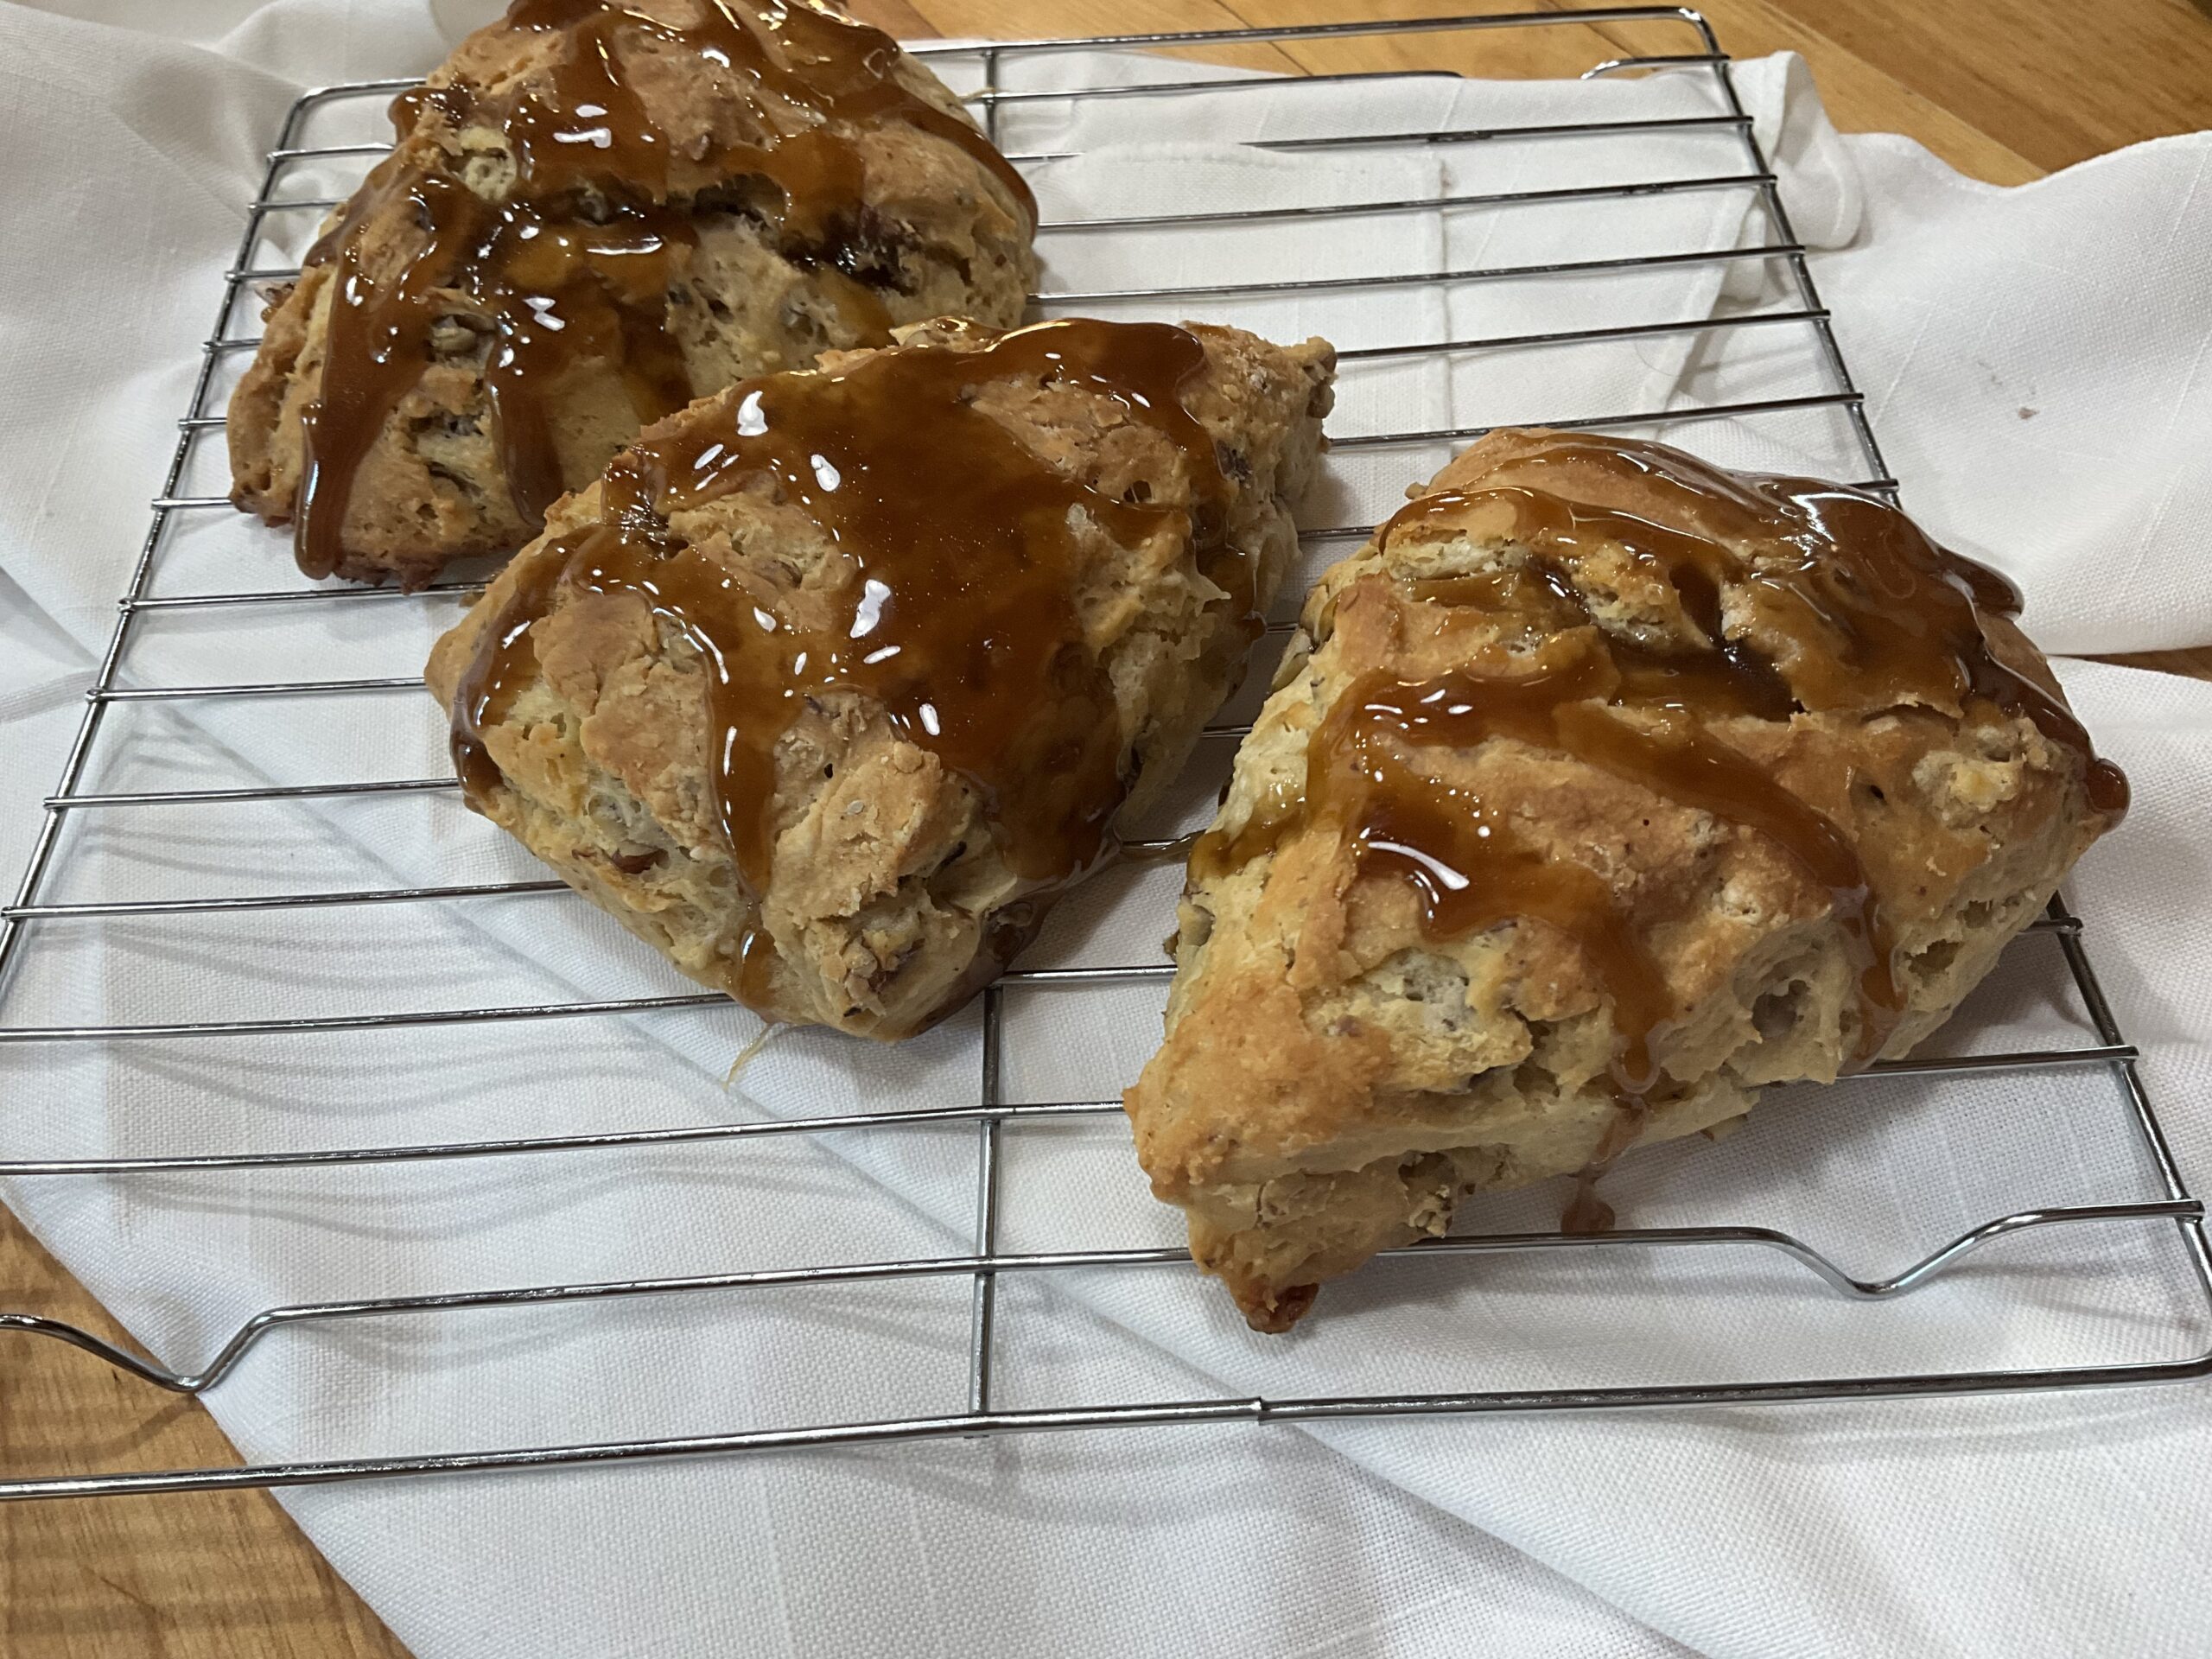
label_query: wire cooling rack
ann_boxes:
[3,6,2208,1503]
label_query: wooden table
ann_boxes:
[6,2,2210,1653]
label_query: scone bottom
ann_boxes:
[1125,428,2126,1332]
[425,316,1334,1039]
[228,0,1039,588]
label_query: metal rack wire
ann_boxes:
[3,6,2207,1503]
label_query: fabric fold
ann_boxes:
[1,7,2209,1657]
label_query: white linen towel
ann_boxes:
[1,4,2209,1656]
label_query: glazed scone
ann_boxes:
[1124,429,2127,1332]
[231,0,1038,588]
[425,317,1335,1037]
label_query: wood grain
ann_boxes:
[6,3,2209,1654]
[0,1215,407,1658]
[1753,0,2212,175]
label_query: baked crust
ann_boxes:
[425,318,1334,1038]
[230,0,1037,588]
[1124,429,2126,1331]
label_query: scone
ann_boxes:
[1124,429,2127,1332]
[425,316,1336,1037]
[231,0,1038,588]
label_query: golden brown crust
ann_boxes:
[229,1,1037,588]
[426,319,1334,1038]
[1124,428,2123,1332]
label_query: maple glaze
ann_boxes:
[1194,432,2126,1097]
[450,320,1232,956]
[295,0,1034,578]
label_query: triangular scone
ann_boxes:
[426,317,1334,1039]
[232,0,1037,588]
[1125,429,2126,1332]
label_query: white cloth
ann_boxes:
[2,4,2209,1656]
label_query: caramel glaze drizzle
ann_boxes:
[451,319,1234,996]
[295,0,1036,579]
[1196,432,2126,1103]
[1560,1174,1615,1235]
